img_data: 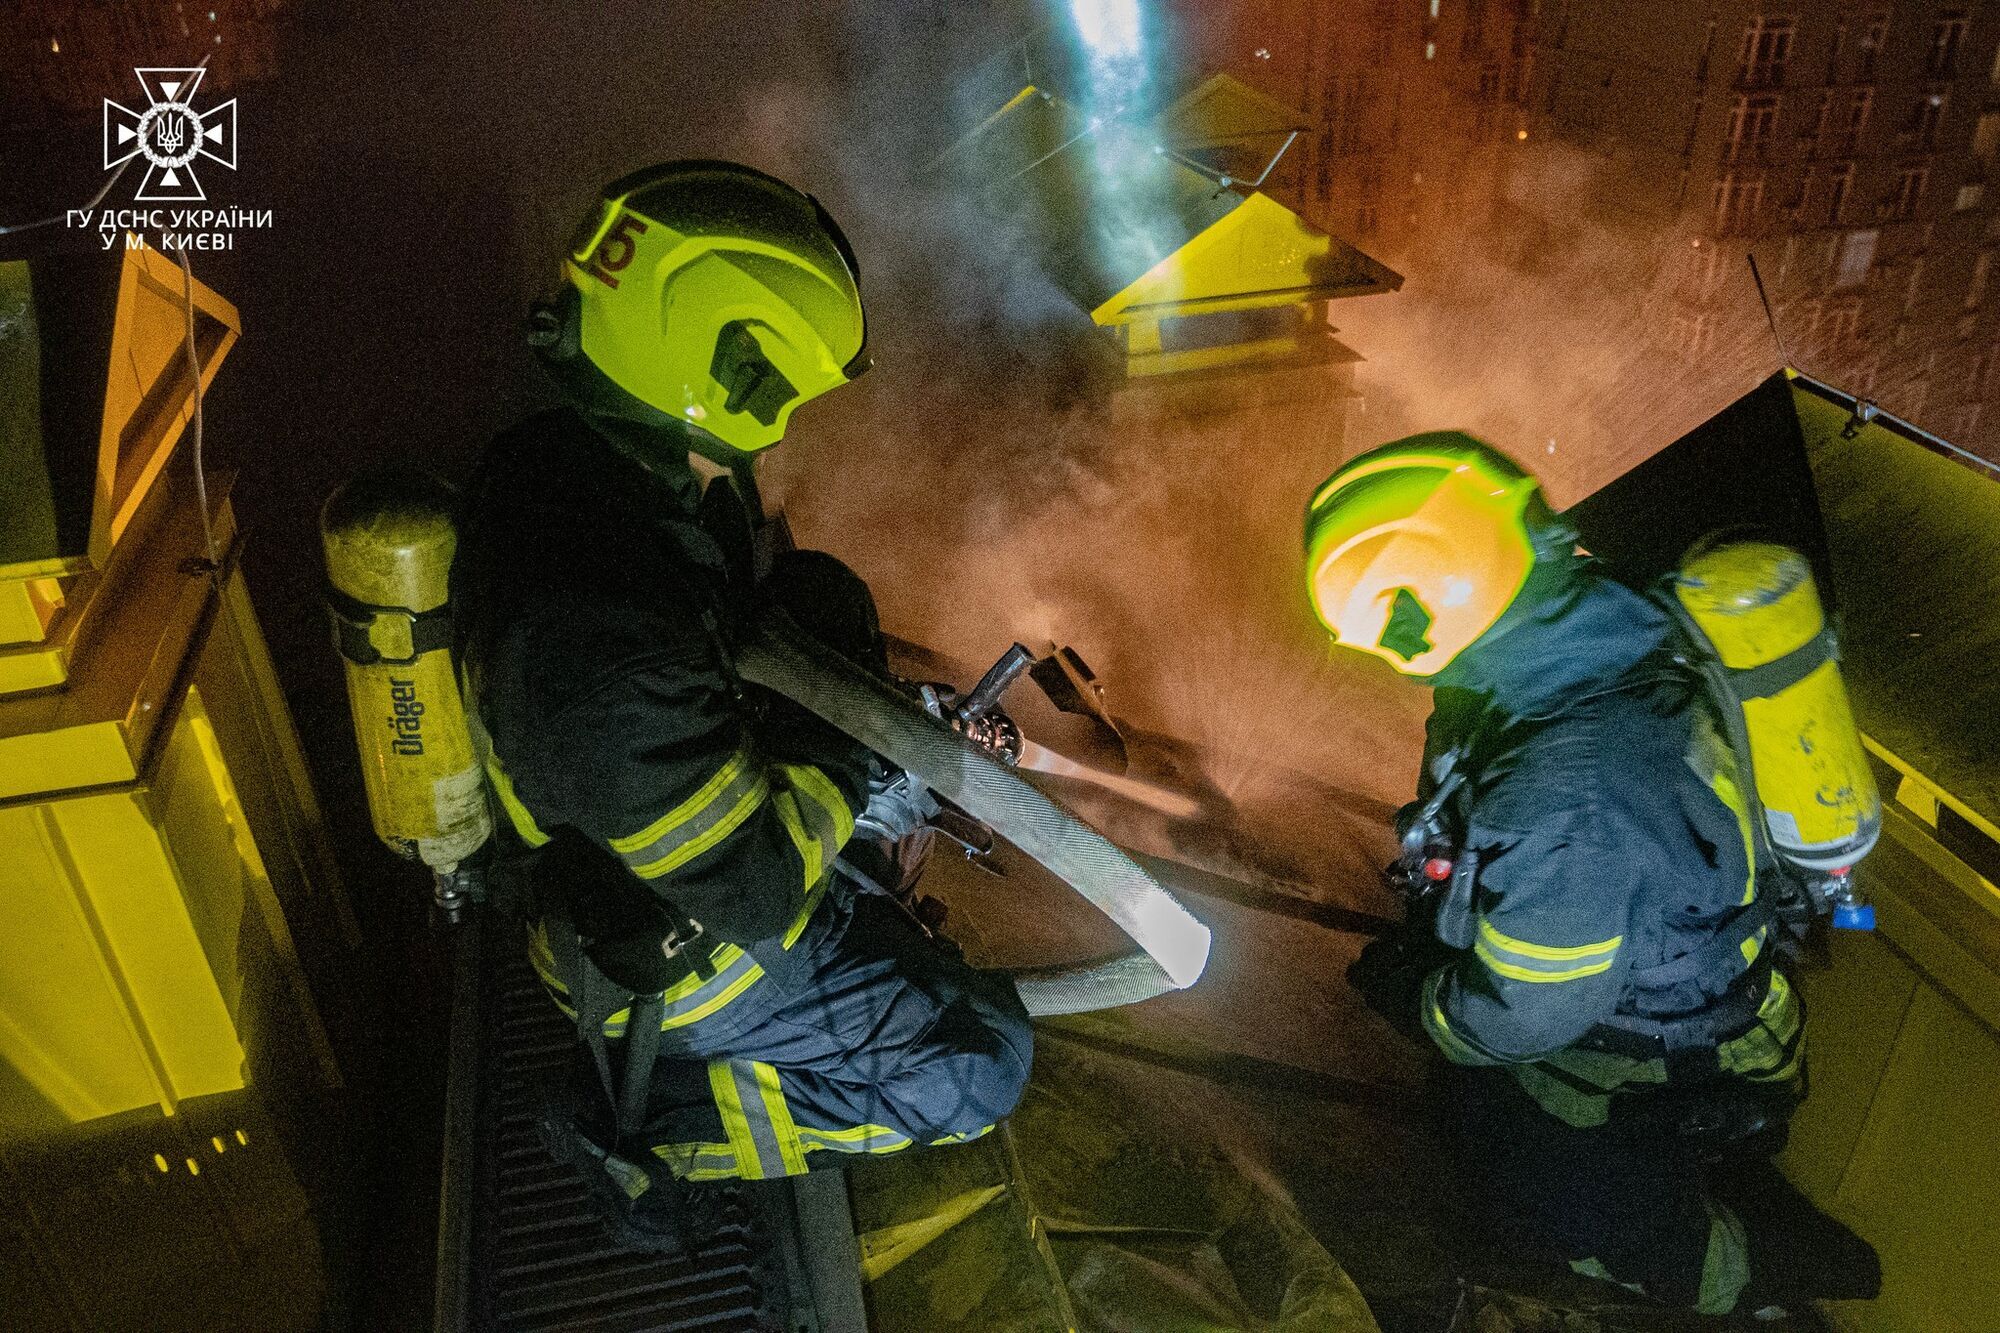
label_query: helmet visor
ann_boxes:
[1306,451,1537,676]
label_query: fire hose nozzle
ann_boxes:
[956,643,1035,723]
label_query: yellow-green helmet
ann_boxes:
[533,161,869,456]
[1303,433,1551,676]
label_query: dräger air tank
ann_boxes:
[321,469,490,913]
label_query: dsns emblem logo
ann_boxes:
[103,67,238,203]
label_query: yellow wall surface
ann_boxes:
[1784,818,2000,1332]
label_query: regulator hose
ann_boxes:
[734,610,1212,1017]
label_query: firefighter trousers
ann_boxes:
[558,881,1033,1181]
[1445,1063,1799,1314]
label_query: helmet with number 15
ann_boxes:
[527,160,869,461]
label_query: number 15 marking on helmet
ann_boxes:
[583,214,649,290]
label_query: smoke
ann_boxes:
[470,0,1790,902]
[693,7,1424,901]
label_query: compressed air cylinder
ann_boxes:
[321,470,491,873]
[1674,541,1880,872]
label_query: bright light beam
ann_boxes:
[1070,0,1141,60]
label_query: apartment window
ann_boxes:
[1858,14,1887,80]
[1975,112,2000,163]
[1336,79,1369,155]
[1853,356,1880,397]
[1928,13,1970,78]
[1960,182,1988,211]
[1356,162,1382,236]
[1801,89,1832,148]
[1980,343,2000,396]
[1908,91,1947,149]
[1670,311,1716,358]
[1462,0,1488,56]
[1908,354,1935,422]
[1826,163,1854,222]
[1969,251,1993,308]
[1890,166,1929,219]
[1832,87,1872,155]
[1478,65,1502,101]
[1740,16,1794,87]
[1714,173,1766,233]
[1786,167,1814,221]
[1824,296,1864,344]
[1507,49,1534,105]
[1954,402,1982,441]
[1822,295,1863,344]
[1727,93,1781,161]
[1689,239,1728,294]
[1835,228,1878,288]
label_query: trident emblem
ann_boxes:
[104,68,237,203]
[155,112,186,156]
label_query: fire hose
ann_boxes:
[733,609,1213,1017]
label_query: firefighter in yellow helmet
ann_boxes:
[1304,433,1877,1317]
[451,162,1030,1250]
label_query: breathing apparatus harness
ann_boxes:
[1391,541,1878,1074]
[475,433,1031,1158]
[1393,671,1778,1068]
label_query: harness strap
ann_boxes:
[546,895,619,1114]
[1588,952,1775,1066]
[325,584,455,667]
[1626,893,1776,991]
[543,894,671,1146]
[1724,626,1837,701]
[617,994,665,1141]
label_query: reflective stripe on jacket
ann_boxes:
[451,409,871,999]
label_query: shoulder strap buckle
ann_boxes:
[661,915,716,979]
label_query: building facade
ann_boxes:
[1164,0,2000,459]
[1539,0,2000,452]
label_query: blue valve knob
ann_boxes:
[1833,902,1876,931]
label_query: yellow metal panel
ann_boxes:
[1795,375,2000,838]
[1156,72,1307,151]
[203,569,362,952]
[0,720,139,799]
[1779,929,1917,1205]
[0,643,68,693]
[0,575,65,646]
[0,701,263,1126]
[1124,332,1321,378]
[0,480,237,787]
[49,783,244,1109]
[1870,804,2000,1020]
[1826,986,2000,1331]
[1866,733,2000,849]
[1093,192,1396,326]
[92,242,241,567]
[148,690,257,1021]
[0,803,165,1122]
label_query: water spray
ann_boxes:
[1017,740,1203,822]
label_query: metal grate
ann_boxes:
[461,920,791,1333]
